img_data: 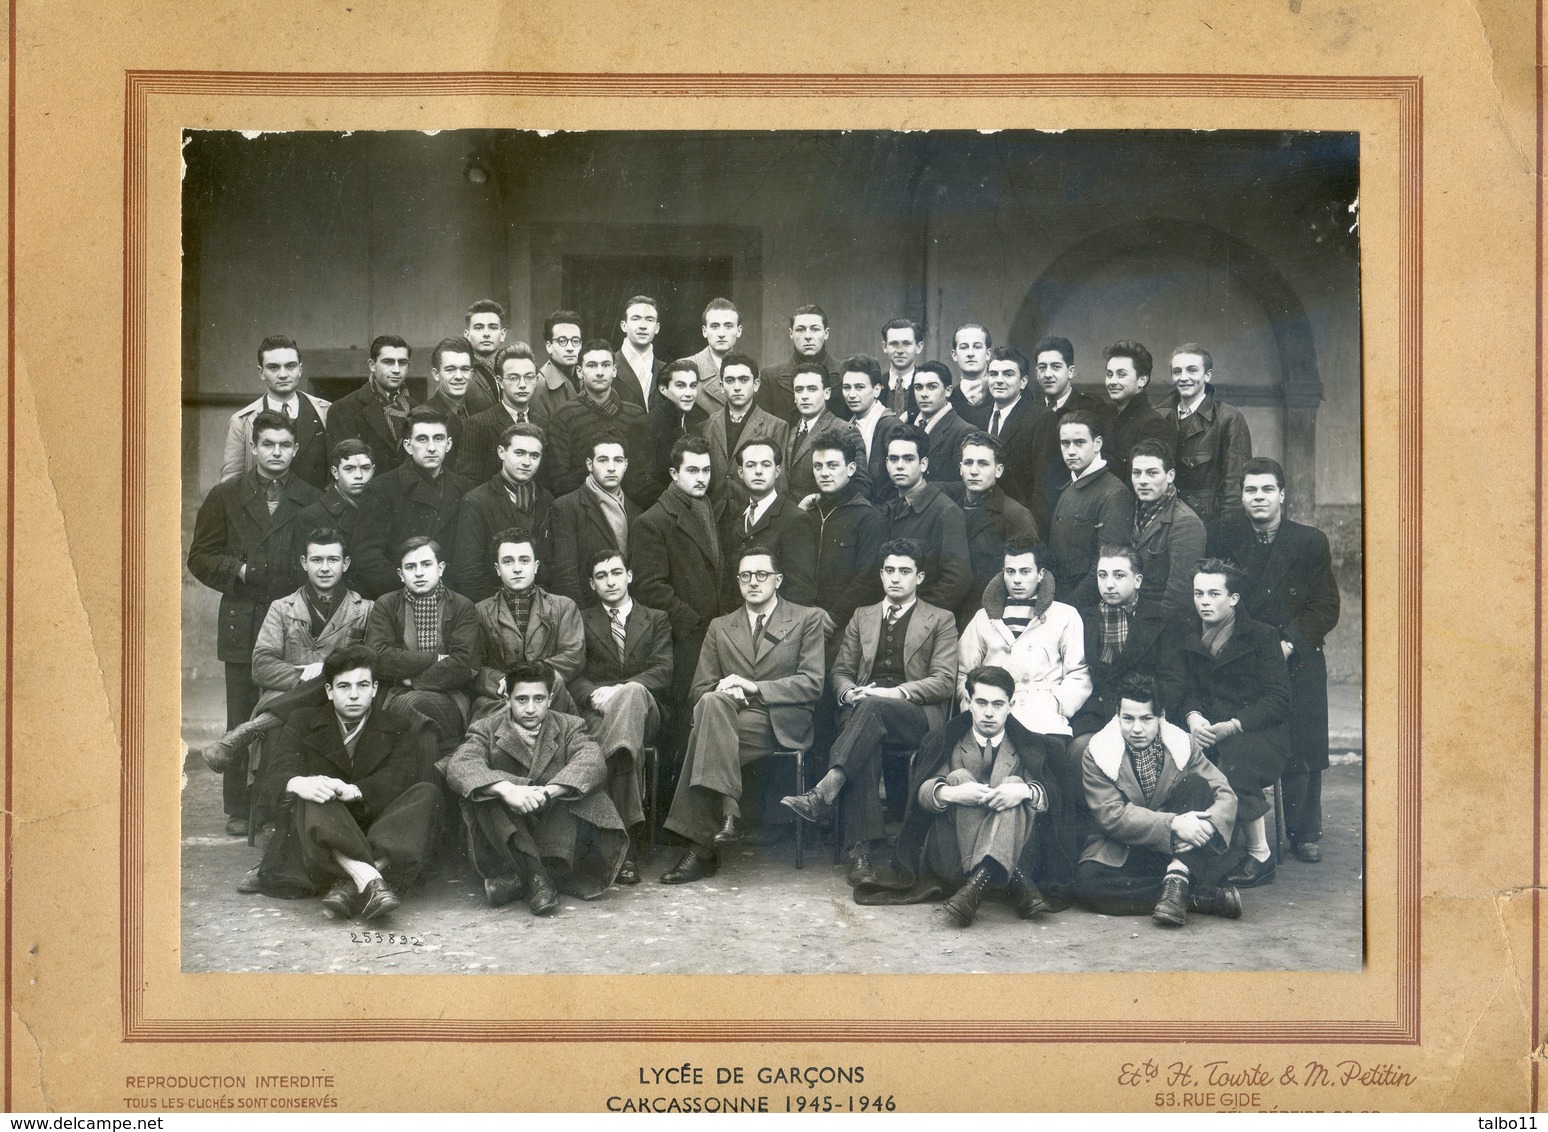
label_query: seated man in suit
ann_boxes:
[295,439,376,595]
[780,539,959,885]
[718,436,815,606]
[1074,672,1244,926]
[572,549,675,884]
[1163,557,1292,889]
[354,405,471,599]
[471,526,584,719]
[254,644,442,922]
[196,527,373,776]
[450,421,554,602]
[363,536,480,756]
[549,429,639,608]
[868,665,1056,927]
[444,660,629,915]
[659,547,831,884]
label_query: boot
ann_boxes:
[1007,868,1052,919]
[1188,882,1243,919]
[1152,871,1190,927]
[942,864,994,928]
[198,712,281,773]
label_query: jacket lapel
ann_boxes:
[525,592,552,656]
[349,713,396,779]
[903,604,931,667]
[526,716,560,782]
[854,604,881,682]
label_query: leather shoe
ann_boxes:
[200,739,237,775]
[942,865,993,928]
[321,879,362,920]
[660,845,719,884]
[1224,855,1277,888]
[845,853,877,887]
[527,873,560,916]
[1151,872,1190,927]
[781,789,833,825]
[712,815,744,846]
[1292,841,1322,863]
[1189,883,1243,919]
[617,854,641,885]
[235,866,262,895]
[358,877,400,921]
[224,817,250,838]
[483,874,523,908]
[1008,868,1052,919]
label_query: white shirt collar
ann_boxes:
[1178,388,1207,417]
[889,367,915,389]
[1048,388,1072,412]
[884,596,917,620]
[919,403,951,432]
[605,596,634,622]
[745,491,778,527]
[971,729,1003,750]
[1072,455,1109,482]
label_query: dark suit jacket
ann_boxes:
[1107,394,1174,485]
[262,703,426,826]
[354,461,473,599]
[452,403,523,485]
[637,399,709,510]
[364,587,481,693]
[716,491,816,606]
[294,485,366,594]
[1131,491,1206,622]
[424,389,470,453]
[884,484,973,615]
[613,349,664,413]
[549,483,640,607]
[544,392,649,500]
[980,396,1042,507]
[449,475,556,603]
[629,486,728,641]
[1163,613,1290,741]
[832,599,960,731]
[1208,515,1340,769]
[691,598,831,750]
[570,601,674,709]
[844,408,903,506]
[327,381,417,474]
[914,408,976,484]
[1028,388,1114,529]
[941,482,1039,628]
[1070,596,1171,736]
[187,469,322,662]
[1158,384,1252,521]
[702,404,790,503]
[758,349,832,423]
[783,410,846,501]
[802,485,887,635]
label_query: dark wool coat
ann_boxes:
[1070,596,1171,737]
[543,392,650,501]
[799,485,887,636]
[449,476,556,603]
[1130,491,1206,624]
[1105,394,1174,485]
[1157,384,1253,522]
[548,483,640,608]
[353,461,472,599]
[327,380,418,474]
[716,491,816,606]
[1027,388,1113,530]
[1047,464,1134,607]
[941,482,1040,629]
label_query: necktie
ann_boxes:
[989,407,1002,436]
[885,604,900,631]
[915,411,926,427]
[609,607,627,660]
[516,410,527,424]
[752,614,767,658]
[796,420,809,442]
[743,504,756,537]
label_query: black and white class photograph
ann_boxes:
[178,128,1363,975]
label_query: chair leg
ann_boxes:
[1273,776,1284,862]
[640,746,658,866]
[793,750,805,870]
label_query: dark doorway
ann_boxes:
[561,253,735,362]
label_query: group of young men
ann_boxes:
[187,293,1341,933]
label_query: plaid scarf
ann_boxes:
[369,378,411,443]
[1097,599,1135,664]
[1128,736,1167,803]
[406,585,445,652]
[1133,486,1175,539]
[502,587,534,638]
[499,472,535,513]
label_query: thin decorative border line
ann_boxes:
[118,71,1417,1044]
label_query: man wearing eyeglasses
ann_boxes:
[659,547,831,884]
[535,311,583,423]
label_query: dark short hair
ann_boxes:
[498,421,546,451]
[250,409,297,442]
[544,310,583,341]
[1104,339,1153,379]
[737,544,781,575]
[1096,543,1143,575]
[586,547,628,577]
[1241,456,1286,489]
[406,404,452,435]
[1129,438,1173,472]
[965,665,1015,700]
[302,527,350,557]
[989,345,1031,378]
[1033,336,1075,366]
[466,299,506,323]
[886,423,928,458]
[587,428,628,460]
[329,438,372,469]
[719,351,759,379]
[1115,671,1160,714]
[323,644,377,685]
[915,360,952,386]
[431,337,473,370]
[789,304,828,329]
[490,526,537,563]
[952,323,992,350]
[580,337,615,361]
[957,430,1004,464]
[1193,556,1246,597]
[621,294,659,319]
[791,360,831,388]
[839,353,884,386]
[504,660,553,692]
[659,358,700,389]
[369,334,409,362]
[257,335,298,362]
[878,538,923,568]
[733,434,782,467]
[882,317,923,343]
[669,434,712,471]
[396,535,443,565]
[808,427,861,465]
[1172,342,1214,371]
[1002,538,1045,570]
[702,297,739,323]
[493,342,536,371]
[1059,409,1105,444]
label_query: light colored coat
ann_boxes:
[249,587,373,709]
[1079,715,1237,868]
[957,574,1091,735]
[831,599,959,731]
